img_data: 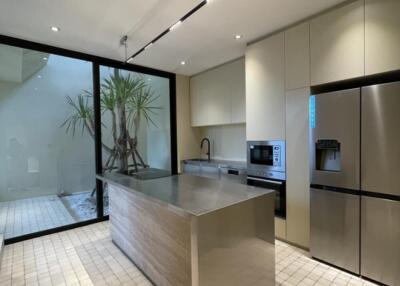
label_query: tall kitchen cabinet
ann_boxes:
[310,0,364,85]
[365,0,400,75]
[245,32,285,141]
[190,58,245,127]
[285,22,311,248]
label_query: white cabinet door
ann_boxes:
[285,22,310,90]
[230,58,246,124]
[365,0,400,75]
[190,58,245,127]
[190,70,231,127]
[310,0,364,85]
[246,32,285,141]
[285,87,310,248]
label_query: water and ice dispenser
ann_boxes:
[315,139,341,172]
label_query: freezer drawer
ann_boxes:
[310,188,360,274]
[361,196,400,286]
[362,82,400,197]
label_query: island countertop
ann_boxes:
[97,172,274,216]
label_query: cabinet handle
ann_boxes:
[247,176,283,185]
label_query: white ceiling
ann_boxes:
[0,0,346,76]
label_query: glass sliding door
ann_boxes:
[0,43,96,239]
[99,66,172,215]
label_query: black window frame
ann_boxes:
[0,34,177,244]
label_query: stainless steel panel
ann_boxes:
[196,194,276,286]
[310,88,360,189]
[99,173,274,216]
[310,188,360,274]
[361,196,400,286]
[200,165,220,180]
[220,167,246,184]
[362,82,400,196]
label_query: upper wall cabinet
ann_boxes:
[285,22,310,90]
[310,0,364,86]
[190,58,245,127]
[246,32,285,141]
[365,0,400,75]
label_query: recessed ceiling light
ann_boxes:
[37,75,42,79]
[147,78,152,81]
[169,20,182,31]
[50,26,60,32]
[234,34,242,40]
[43,57,48,61]
[180,61,186,66]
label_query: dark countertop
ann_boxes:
[97,172,274,217]
[182,158,247,170]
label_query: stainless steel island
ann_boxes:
[98,173,275,286]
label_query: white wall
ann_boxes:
[200,124,246,162]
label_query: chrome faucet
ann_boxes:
[200,138,211,162]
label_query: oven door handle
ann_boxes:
[247,176,283,185]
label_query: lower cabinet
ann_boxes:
[182,162,201,176]
[275,217,287,240]
[182,162,220,180]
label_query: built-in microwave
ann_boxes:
[247,140,286,218]
[247,140,286,180]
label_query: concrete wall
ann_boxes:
[0,54,95,201]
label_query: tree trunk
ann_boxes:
[114,69,129,174]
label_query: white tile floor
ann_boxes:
[0,221,378,286]
[0,196,75,239]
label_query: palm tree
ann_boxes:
[61,70,161,175]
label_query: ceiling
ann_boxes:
[0,0,347,76]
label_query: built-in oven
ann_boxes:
[247,176,286,218]
[247,140,286,218]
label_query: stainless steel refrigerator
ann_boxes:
[310,81,400,285]
[360,82,400,286]
[310,88,361,274]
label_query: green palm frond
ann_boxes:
[61,93,93,136]
[127,86,161,128]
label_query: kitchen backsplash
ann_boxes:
[200,123,246,161]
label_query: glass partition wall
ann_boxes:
[0,39,176,242]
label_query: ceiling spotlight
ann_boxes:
[180,61,186,66]
[169,20,182,31]
[144,43,153,50]
[37,75,42,79]
[234,34,242,40]
[43,57,48,61]
[50,26,60,32]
